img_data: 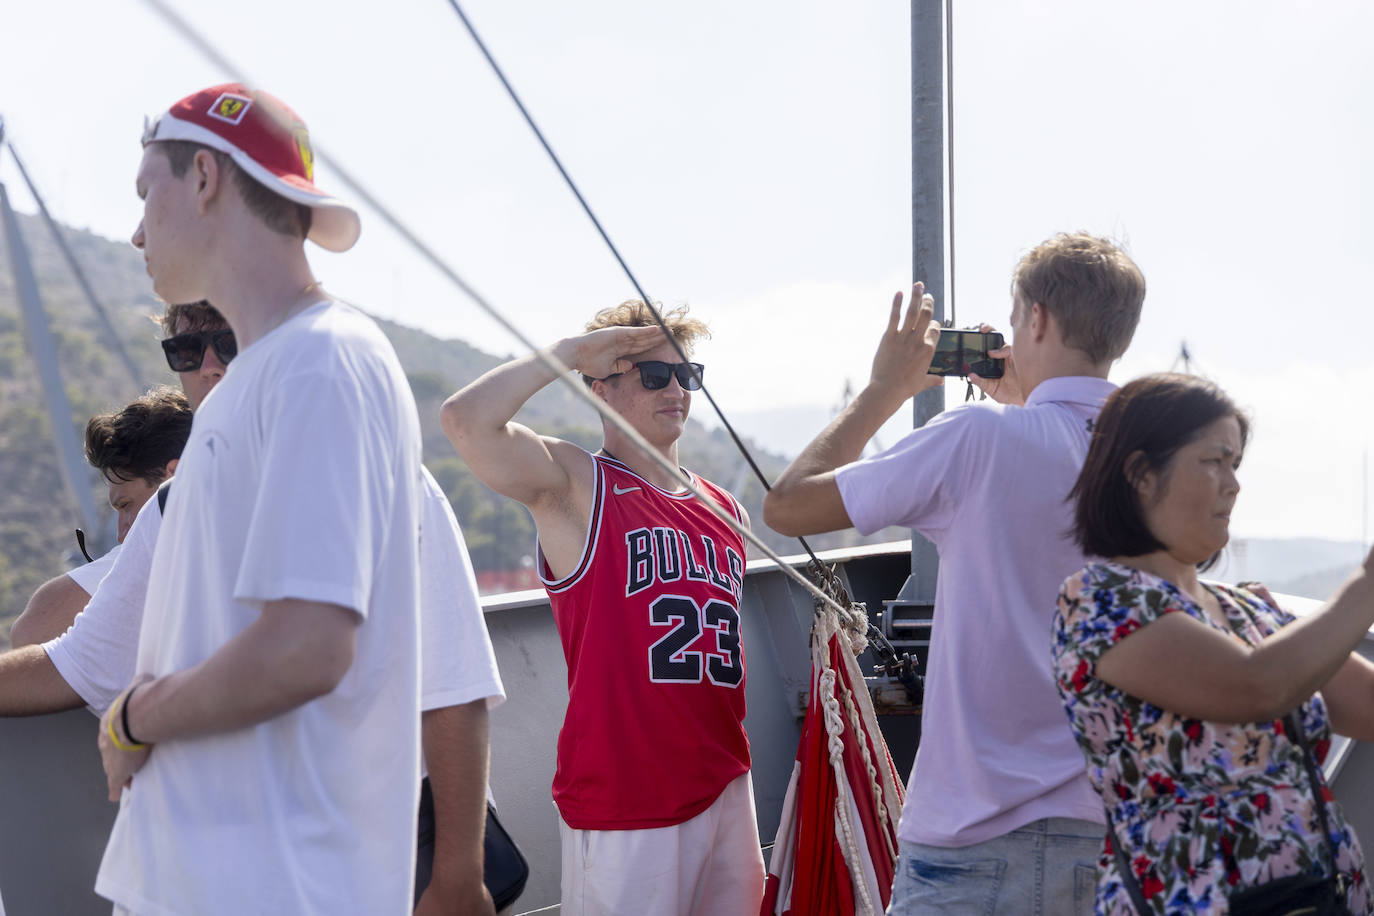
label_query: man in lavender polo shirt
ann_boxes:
[764,233,1145,915]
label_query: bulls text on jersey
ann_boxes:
[624,526,744,601]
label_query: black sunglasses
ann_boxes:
[604,360,704,391]
[161,329,237,372]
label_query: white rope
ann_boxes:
[837,627,899,866]
[137,0,855,622]
[816,616,878,916]
[843,623,906,820]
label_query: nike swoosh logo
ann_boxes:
[612,485,641,495]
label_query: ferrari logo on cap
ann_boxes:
[294,127,314,181]
[206,92,252,126]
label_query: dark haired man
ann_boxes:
[9,388,191,647]
[85,83,492,915]
[10,299,227,653]
[765,234,1145,915]
[85,386,193,543]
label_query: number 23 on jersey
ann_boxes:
[648,595,743,687]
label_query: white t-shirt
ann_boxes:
[45,504,156,711]
[45,468,504,718]
[67,542,122,596]
[95,301,425,915]
[417,468,505,715]
[835,376,1115,847]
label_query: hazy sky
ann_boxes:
[2,0,1371,545]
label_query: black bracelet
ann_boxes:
[121,683,146,747]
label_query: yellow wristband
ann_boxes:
[107,697,148,752]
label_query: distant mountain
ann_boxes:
[0,212,872,640]
[1213,537,1367,595]
[1269,565,1363,603]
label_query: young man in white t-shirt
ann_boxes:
[9,388,192,647]
[0,297,505,911]
[82,82,491,915]
[764,234,1145,915]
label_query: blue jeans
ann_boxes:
[886,817,1104,916]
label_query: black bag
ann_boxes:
[1106,711,1350,915]
[415,776,530,911]
[1227,871,1342,915]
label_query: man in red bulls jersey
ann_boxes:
[443,300,764,915]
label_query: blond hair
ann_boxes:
[1012,233,1145,363]
[584,300,710,354]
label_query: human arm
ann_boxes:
[440,325,666,508]
[11,574,90,647]
[40,499,157,712]
[415,701,496,916]
[1094,556,1374,723]
[0,645,84,716]
[1318,653,1374,741]
[764,283,942,536]
[102,598,359,798]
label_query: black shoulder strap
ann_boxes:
[157,479,173,514]
[1106,811,1154,914]
[1285,710,1345,888]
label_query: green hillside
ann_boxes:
[0,212,860,641]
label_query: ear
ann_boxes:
[164,457,180,478]
[192,149,224,213]
[1123,450,1154,496]
[1028,301,1053,344]
[589,377,612,402]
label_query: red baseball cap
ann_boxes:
[143,83,361,252]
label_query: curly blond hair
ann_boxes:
[584,300,710,354]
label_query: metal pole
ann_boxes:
[6,140,145,391]
[0,180,106,547]
[894,0,947,605]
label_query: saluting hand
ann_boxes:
[560,325,670,381]
[869,282,944,401]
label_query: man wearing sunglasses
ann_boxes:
[7,299,227,650]
[443,300,764,916]
[156,300,235,409]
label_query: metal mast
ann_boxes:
[885,0,948,628]
[0,119,115,554]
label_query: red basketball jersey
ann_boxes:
[541,453,751,830]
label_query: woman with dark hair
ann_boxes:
[1052,372,1374,914]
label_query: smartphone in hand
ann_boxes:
[928,330,1005,378]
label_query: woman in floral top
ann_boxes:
[1052,373,1374,915]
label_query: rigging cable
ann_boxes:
[442,1,795,515]
[135,0,874,628]
[945,0,956,329]
[442,0,915,674]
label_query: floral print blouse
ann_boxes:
[1052,561,1372,915]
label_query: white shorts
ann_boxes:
[559,770,766,916]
